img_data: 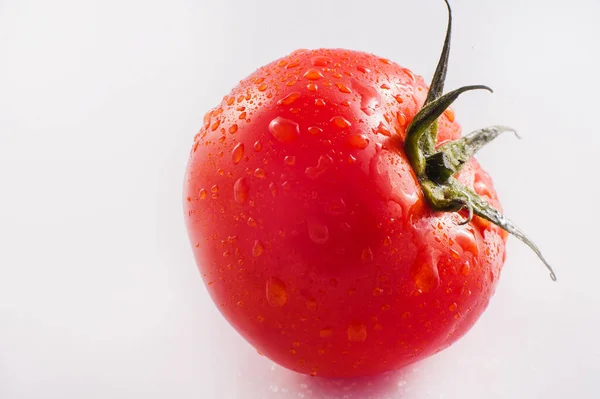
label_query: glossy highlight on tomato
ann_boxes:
[183,1,553,377]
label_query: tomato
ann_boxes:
[183,1,554,377]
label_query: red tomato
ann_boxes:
[183,2,555,377]
[183,46,509,376]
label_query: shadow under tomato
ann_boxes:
[291,368,410,399]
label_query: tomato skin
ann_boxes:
[184,49,507,377]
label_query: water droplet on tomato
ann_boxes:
[311,56,332,66]
[266,277,287,307]
[444,107,455,122]
[234,177,249,204]
[278,92,300,105]
[258,83,268,91]
[361,247,374,263]
[374,122,392,137]
[253,140,262,152]
[305,297,318,311]
[307,83,318,92]
[308,220,329,244]
[356,65,371,73]
[351,78,380,116]
[229,124,238,134]
[347,134,369,149]
[448,302,458,312]
[347,323,367,342]
[330,115,352,128]
[314,98,326,107]
[199,188,207,199]
[254,168,266,178]
[412,259,440,293]
[304,68,324,80]
[269,117,299,143]
[252,240,264,257]
[460,261,470,276]
[320,328,333,338]
[335,82,352,94]
[397,112,407,127]
[284,156,296,165]
[308,126,322,135]
[383,236,392,246]
[455,228,479,257]
[211,185,219,193]
[247,217,257,227]
[306,154,333,179]
[269,182,278,197]
[232,143,244,164]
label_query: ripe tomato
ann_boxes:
[183,1,553,377]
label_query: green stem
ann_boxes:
[402,0,556,281]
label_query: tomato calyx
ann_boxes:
[404,0,557,281]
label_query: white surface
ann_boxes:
[1,0,598,398]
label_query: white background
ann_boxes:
[1,0,599,398]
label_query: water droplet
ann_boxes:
[335,82,352,94]
[374,122,392,137]
[448,302,458,312]
[314,98,326,107]
[252,240,264,257]
[330,115,352,128]
[232,143,244,164]
[211,119,221,131]
[266,277,287,307]
[269,182,278,197]
[308,220,329,244]
[254,168,266,178]
[234,177,249,204]
[199,188,207,199]
[306,83,318,92]
[319,328,333,338]
[412,259,440,293]
[284,156,296,165]
[383,236,392,246]
[305,297,318,311]
[357,65,371,73]
[305,154,333,179]
[444,107,455,122]
[308,126,322,135]
[247,217,257,227]
[373,287,384,296]
[460,261,470,276]
[254,140,262,152]
[455,228,479,257]
[394,95,404,104]
[258,83,268,91]
[278,92,301,105]
[347,323,367,342]
[311,56,332,66]
[239,111,247,119]
[347,134,369,149]
[277,59,288,67]
[229,124,238,134]
[211,185,219,193]
[269,117,299,143]
[397,112,407,127]
[304,68,324,80]
[361,247,374,263]
[351,78,380,116]
[348,154,357,164]
[332,72,343,79]
[381,304,391,311]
